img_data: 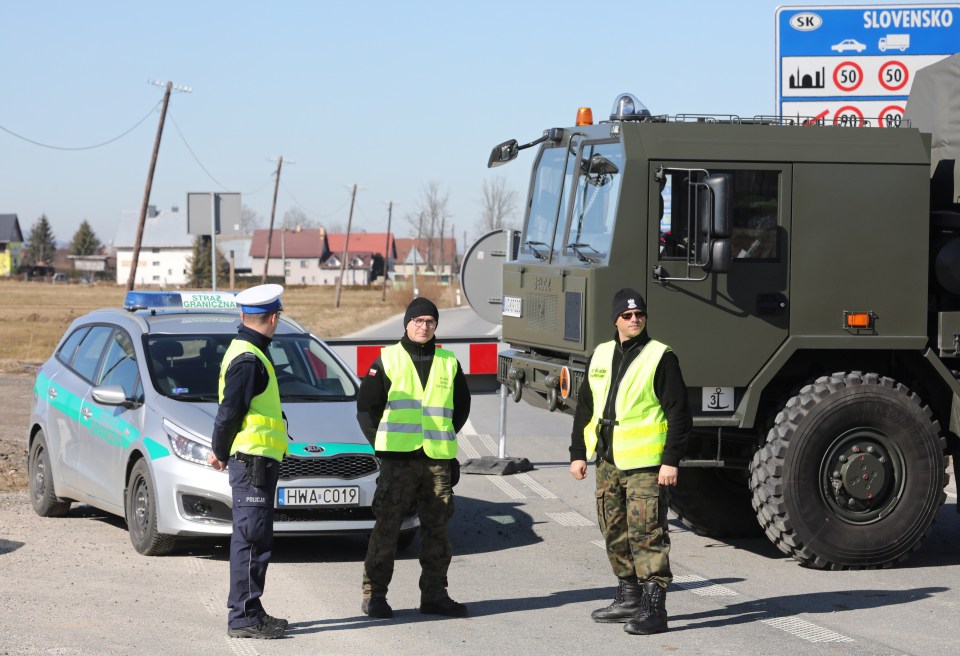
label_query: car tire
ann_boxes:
[750,372,946,569]
[125,459,176,556]
[28,430,72,517]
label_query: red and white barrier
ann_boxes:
[325,337,503,391]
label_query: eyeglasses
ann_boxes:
[413,318,437,329]
[619,310,646,321]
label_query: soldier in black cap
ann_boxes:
[356,297,472,619]
[208,284,288,640]
[569,288,691,635]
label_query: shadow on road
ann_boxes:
[281,586,613,635]
[670,585,949,632]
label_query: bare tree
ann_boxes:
[282,207,316,230]
[479,175,519,233]
[406,181,450,271]
[240,205,263,234]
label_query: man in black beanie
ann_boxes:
[356,297,471,619]
[569,287,690,636]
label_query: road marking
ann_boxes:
[514,472,558,499]
[761,617,855,643]
[547,511,594,527]
[946,490,957,499]
[487,475,526,500]
[476,432,499,455]
[461,418,477,436]
[591,539,606,550]
[672,574,738,597]
[458,434,481,460]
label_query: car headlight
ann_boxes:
[164,419,213,467]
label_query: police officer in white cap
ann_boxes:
[207,284,289,639]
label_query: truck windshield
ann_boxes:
[521,144,577,261]
[565,142,623,262]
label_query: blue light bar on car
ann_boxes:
[123,291,238,311]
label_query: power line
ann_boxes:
[280,180,350,220]
[168,113,273,196]
[0,100,162,151]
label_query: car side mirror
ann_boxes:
[92,385,137,409]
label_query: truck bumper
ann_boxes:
[498,349,584,414]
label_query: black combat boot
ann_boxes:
[591,578,643,623]
[624,581,668,635]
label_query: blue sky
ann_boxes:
[0,0,931,248]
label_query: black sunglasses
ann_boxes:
[619,310,646,321]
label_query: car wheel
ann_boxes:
[28,430,72,517]
[125,459,176,556]
[750,372,946,569]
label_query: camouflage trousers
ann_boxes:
[362,458,455,602]
[595,458,672,587]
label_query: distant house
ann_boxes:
[249,228,395,286]
[394,237,459,282]
[0,214,24,276]
[113,206,193,286]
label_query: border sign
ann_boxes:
[777,4,960,127]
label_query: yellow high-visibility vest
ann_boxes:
[218,340,287,462]
[584,339,669,469]
[375,343,458,459]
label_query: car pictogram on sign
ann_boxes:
[831,38,867,53]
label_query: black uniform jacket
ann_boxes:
[570,330,691,469]
[211,325,274,463]
[356,334,471,460]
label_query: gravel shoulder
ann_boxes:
[0,373,35,492]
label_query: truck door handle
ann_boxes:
[757,293,788,316]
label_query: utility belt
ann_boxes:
[233,451,275,487]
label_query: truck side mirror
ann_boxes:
[704,173,732,238]
[701,239,732,273]
[488,139,519,168]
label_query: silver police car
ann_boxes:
[26,290,417,555]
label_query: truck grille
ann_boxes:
[527,293,558,332]
[498,355,512,383]
[279,454,379,481]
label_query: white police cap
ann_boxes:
[235,284,284,314]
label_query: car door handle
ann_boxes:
[80,407,93,420]
[48,387,57,399]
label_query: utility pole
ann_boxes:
[261,156,284,284]
[412,211,423,298]
[334,184,360,308]
[381,200,396,302]
[127,80,190,291]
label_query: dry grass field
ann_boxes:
[0,278,454,373]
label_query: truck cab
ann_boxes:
[487,93,957,570]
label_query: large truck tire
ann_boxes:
[669,468,763,538]
[750,372,947,569]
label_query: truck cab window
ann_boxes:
[521,145,576,261]
[565,142,623,263]
[659,168,780,261]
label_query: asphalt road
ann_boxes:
[3,308,960,655]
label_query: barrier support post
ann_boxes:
[460,383,533,476]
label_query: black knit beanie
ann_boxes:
[403,297,440,328]
[610,288,646,323]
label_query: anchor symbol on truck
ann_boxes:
[707,387,729,410]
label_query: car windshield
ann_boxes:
[146,333,357,402]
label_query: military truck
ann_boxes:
[483,58,960,570]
